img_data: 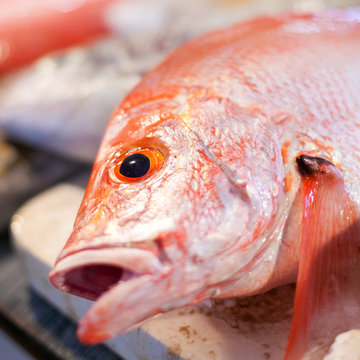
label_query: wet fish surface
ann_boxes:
[45,9,360,358]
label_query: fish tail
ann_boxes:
[284,155,360,359]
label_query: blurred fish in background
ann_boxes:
[0,0,358,230]
[0,0,117,73]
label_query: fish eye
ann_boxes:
[120,153,150,178]
[111,148,164,183]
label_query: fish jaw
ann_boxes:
[50,245,208,344]
[77,275,156,344]
[76,268,207,344]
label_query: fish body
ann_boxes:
[50,9,360,351]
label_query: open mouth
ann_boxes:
[49,245,196,344]
[59,264,129,300]
[49,247,163,301]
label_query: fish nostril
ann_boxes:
[63,265,125,301]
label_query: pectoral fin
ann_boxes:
[284,155,360,359]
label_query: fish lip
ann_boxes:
[77,274,155,344]
[49,246,164,301]
[77,268,193,345]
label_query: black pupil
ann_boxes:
[119,153,150,178]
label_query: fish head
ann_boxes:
[49,94,285,343]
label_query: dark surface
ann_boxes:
[0,237,122,360]
[296,154,335,177]
[0,143,123,359]
[0,142,88,231]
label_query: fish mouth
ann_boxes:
[75,266,201,345]
[50,245,204,345]
[49,246,164,301]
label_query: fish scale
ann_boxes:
[49,10,360,358]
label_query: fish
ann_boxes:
[48,9,360,357]
[0,0,118,73]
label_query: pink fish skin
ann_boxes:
[49,9,360,351]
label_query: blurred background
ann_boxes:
[0,0,359,359]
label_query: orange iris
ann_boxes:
[111,148,164,183]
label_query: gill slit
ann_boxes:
[178,113,289,282]
[179,116,249,202]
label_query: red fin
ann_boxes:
[284,156,360,359]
